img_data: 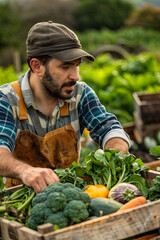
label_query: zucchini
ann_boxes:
[89,198,123,217]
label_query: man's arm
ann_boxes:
[78,84,131,153]
[0,148,59,193]
[104,137,129,155]
[0,93,59,193]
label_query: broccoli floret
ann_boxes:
[45,185,64,194]
[44,211,68,229]
[44,207,53,219]
[62,187,91,206]
[28,203,53,230]
[62,182,76,188]
[63,200,89,223]
[28,203,46,226]
[79,191,91,206]
[46,192,67,212]
[27,217,37,230]
[48,182,63,188]
[28,182,91,230]
[62,188,81,202]
[47,182,64,192]
[32,192,47,207]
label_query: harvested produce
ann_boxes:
[84,184,109,198]
[28,182,91,230]
[54,167,87,189]
[148,176,160,201]
[0,185,35,224]
[108,183,141,204]
[117,196,147,212]
[89,197,123,217]
[54,149,149,198]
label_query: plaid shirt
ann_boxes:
[0,70,130,153]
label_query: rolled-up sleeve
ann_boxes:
[78,84,130,148]
[0,93,17,152]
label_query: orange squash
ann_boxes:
[84,184,109,198]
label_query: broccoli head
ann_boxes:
[28,203,46,226]
[44,211,68,229]
[46,192,67,212]
[28,182,90,230]
[32,192,47,207]
[63,200,89,223]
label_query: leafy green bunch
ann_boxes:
[149,176,160,201]
[55,149,149,198]
[81,149,149,197]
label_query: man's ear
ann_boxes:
[30,58,44,77]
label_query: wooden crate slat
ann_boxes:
[142,170,160,186]
[0,219,23,240]
[43,199,160,240]
[151,236,160,240]
[132,232,159,240]
[144,160,160,171]
[133,92,160,123]
[37,223,54,234]
[133,111,160,143]
[17,226,43,240]
[122,122,136,141]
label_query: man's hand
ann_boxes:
[104,137,129,155]
[19,166,60,194]
[0,148,60,194]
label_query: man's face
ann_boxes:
[41,58,81,100]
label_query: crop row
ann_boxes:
[0,52,160,124]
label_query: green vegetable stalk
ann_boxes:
[0,185,35,225]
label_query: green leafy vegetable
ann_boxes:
[55,149,149,197]
[54,167,87,189]
[149,146,160,157]
[148,176,160,201]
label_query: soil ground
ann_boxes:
[130,149,158,163]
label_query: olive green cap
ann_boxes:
[26,21,94,61]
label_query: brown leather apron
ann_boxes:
[5,81,79,188]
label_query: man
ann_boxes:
[0,21,130,193]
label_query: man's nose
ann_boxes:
[69,67,80,82]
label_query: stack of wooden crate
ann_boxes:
[133,92,160,143]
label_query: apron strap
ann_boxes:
[11,81,69,135]
[60,102,69,116]
[11,81,28,120]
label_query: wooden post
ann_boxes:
[13,50,21,73]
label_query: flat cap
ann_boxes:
[26,21,94,61]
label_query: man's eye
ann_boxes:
[62,65,69,69]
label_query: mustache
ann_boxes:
[62,81,76,87]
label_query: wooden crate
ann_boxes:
[0,171,160,240]
[122,122,136,141]
[133,111,160,143]
[133,92,160,124]
[144,160,160,172]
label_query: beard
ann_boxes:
[41,65,76,100]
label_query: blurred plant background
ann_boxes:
[0,0,160,125]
